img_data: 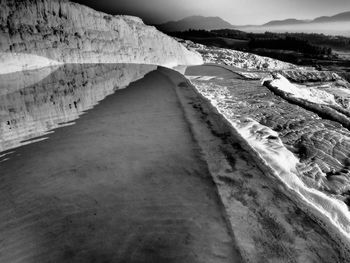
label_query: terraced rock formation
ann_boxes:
[261,72,350,199]
[0,0,202,73]
[185,64,350,255]
[178,39,296,70]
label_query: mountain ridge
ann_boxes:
[158,11,350,31]
[264,11,350,27]
[156,15,235,32]
[251,11,350,27]
[263,18,309,27]
[313,11,350,23]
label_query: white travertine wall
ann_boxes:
[0,0,203,73]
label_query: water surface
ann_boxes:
[0,63,157,158]
[0,64,241,262]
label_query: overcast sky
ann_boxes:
[73,0,350,25]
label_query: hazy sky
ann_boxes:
[73,0,350,25]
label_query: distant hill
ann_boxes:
[263,19,308,27]
[156,16,235,32]
[157,11,350,32]
[313,11,350,23]
[236,11,350,36]
[158,11,350,36]
[262,11,350,27]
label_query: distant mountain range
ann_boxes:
[263,19,309,27]
[262,11,350,27]
[313,11,350,23]
[156,16,235,32]
[157,11,350,32]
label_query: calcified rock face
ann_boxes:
[0,0,202,73]
[0,63,157,154]
[264,74,350,128]
[178,39,296,70]
[185,66,350,257]
[262,73,350,198]
[279,70,344,83]
[188,66,350,206]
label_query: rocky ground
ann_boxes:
[262,72,350,197]
[164,67,348,262]
[184,64,350,256]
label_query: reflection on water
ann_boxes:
[0,64,157,157]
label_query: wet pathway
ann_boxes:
[0,69,242,263]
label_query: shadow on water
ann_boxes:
[0,63,157,159]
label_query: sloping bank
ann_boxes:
[163,66,350,261]
[0,0,202,74]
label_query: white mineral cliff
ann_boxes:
[0,0,203,74]
[0,63,157,152]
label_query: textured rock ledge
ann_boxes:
[178,39,296,71]
[185,69,350,258]
[163,68,347,262]
[263,74,350,129]
[0,0,203,73]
